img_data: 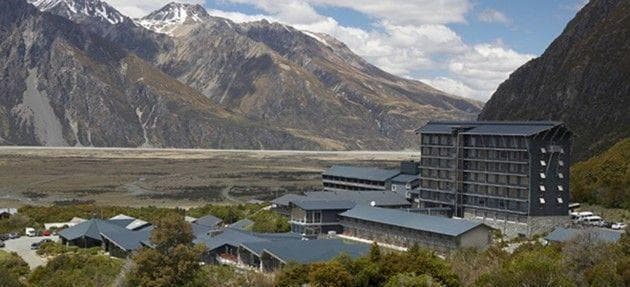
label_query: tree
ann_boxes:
[384,273,443,287]
[308,261,353,287]
[128,213,204,287]
[475,246,574,287]
[368,242,381,262]
[276,262,310,287]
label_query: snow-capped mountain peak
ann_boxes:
[136,2,210,35]
[30,0,126,25]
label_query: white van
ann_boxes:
[571,211,594,221]
[581,215,605,226]
[25,227,36,237]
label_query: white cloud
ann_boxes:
[420,77,478,99]
[226,0,471,25]
[477,9,510,24]
[104,0,204,18]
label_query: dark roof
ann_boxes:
[545,227,623,243]
[100,226,153,251]
[256,239,369,264]
[191,222,217,238]
[339,205,487,237]
[416,121,565,136]
[303,191,411,207]
[323,165,400,181]
[271,193,307,206]
[194,214,223,227]
[58,219,130,241]
[194,228,302,252]
[389,174,419,184]
[292,200,357,211]
[228,219,254,230]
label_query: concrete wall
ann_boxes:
[458,226,492,249]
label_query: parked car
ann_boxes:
[571,211,594,221]
[0,234,9,241]
[42,230,51,236]
[0,240,5,248]
[25,227,36,237]
[612,223,627,230]
[30,239,53,250]
[7,233,19,239]
[581,215,605,227]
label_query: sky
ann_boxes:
[105,0,589,102]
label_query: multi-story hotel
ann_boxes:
[413,121,572,236]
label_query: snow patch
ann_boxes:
[135,106,153,148]
[64,111,83,147]
[302,31,331,48]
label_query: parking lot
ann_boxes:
[1,236,58,269]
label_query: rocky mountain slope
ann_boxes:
[0,0,317,148]
[479,0,629,161]
[19,0,482,150]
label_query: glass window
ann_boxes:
[558,173,564,179]
[559,160,565,166]
[540,185,546,192]
[557,198,563,204]
[557,185,564,192]
[540,173,546,179]
[541,147,546,153]
[539,198,545,204]
[540,160,547,166]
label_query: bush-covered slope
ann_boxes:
[570,138,630,209]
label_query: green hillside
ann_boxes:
[571,138,630,209]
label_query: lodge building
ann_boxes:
[414,121,572,236]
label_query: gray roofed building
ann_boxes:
[228,219,254,230]
[191,222,217,238]
[254,239,369,272]
[0,208,17,218]
[339,205,492,252]
[194,214,223,228]
[323,165,400,182]
[340,205,483,237]
[100,226,153,257]
[58,219,135,249]
[389,174,419,184]
[545,227,623,244]
[303,191,411,207]
[415,121,564,136]
[292,200,357,211]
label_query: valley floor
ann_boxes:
[0,147,418,208]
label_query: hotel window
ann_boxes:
[540,173,546,179]
[539,185,546,192]
[557,185,564,192]
[558,173,564,179]
[557,198,563,204]
[540,160,547,166]
[539,198,546,204]
[559,160,565,167]
[541,147,546,153]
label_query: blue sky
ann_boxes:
[108,0,588,101]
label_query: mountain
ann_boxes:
[570,138,629,209]
[479,0,629,161]
[0,0,317,148]
[25,0,482,150]
[136,2,210,35]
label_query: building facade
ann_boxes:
[339,206,492,253]
[414,121,572,236]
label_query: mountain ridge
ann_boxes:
[17,0,482,150]
[479,0,629,161]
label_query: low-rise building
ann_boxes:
[0,208,17,219]
[339,205,492,253]
[239,239,369,272]
[322,161,419,193]
[275,190,412,237]
[545,227,623,244]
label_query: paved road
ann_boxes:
[1,236,59,269]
